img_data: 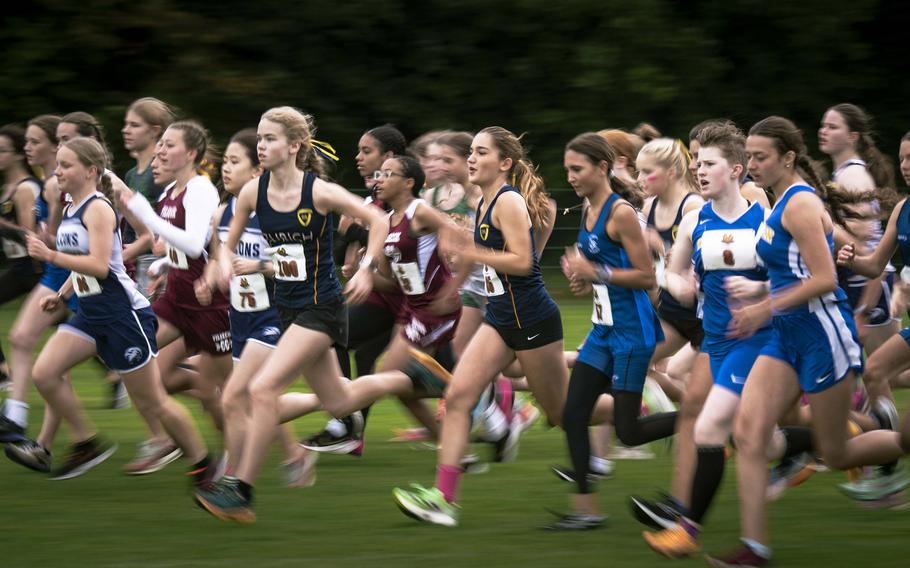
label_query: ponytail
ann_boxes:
[512,157,551,233]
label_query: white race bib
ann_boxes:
[230,272,270,312]
[267,244,307,281]
[482,264,505,296]
[901,266,910,285]
[71,271,102,297]
[701,229,758,271]
[391,261,426,295]
[165,243,189,270]
[1,238,27,259]
[655,254,668,289]
[591,284,613,326]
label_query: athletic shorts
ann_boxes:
[577,342,654,393]
[760,300,863,394]
[153,295,232,356]
[459,289,487,315]
[491,310,563,352]
[365,290,406,323]
[0,259,41,306]
[38,263,78,311]
[656,289,704,348]
[401,304,461,350]
[841,272,895,327]
[230,307,283,359]
[899,326,910,347]
[60,307,158,373]
[703,329,772,396]
[278,296,348,348]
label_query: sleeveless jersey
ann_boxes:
[255,170,340,308]
[647,193,699,315]
[1,177,40,260]
[895,199,910,276]
[692,201,771,338]
[157,178,229,310]
[578,193,661,349]
[384,199,451,308]
[56,192,149,321]
[218,196,276,313]
[756,184,846,313]
[475,185,557,329]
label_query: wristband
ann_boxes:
[594,263,613,283]
[258,259,267,272]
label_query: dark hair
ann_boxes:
[749,116,829,198]
[229,128,259,167]
[566,132,644,208]
[688,119,724,143]
[391,155,426,197]
[828,103,896,190]
[903,131,910,143]
[27,115,61,146]
[633,122,662,143]
[695,121,747,169]
[168,120,212,167]
[478,126,551,231]
[367,124,407,156]
[0,124,27,159]
[61,111,106,146]
[434,131,473,159]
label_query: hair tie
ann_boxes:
[511,172,517,186]
[311,139,340,162]
[676,139,692,164]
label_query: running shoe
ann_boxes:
[513,398,541,434]
[300,411,364,455]
[195,477,256,523]
[403,348,452,396]
[389,427,432,443]
[282,451,318,488]
[123,439,183,475]
[492,414,522,463]
[838,467,910,501]
[5,438,52,473]
[540,511,606,531]
[706,544,769,567]
[607,445,655,460]
[871,397,899,431]
[109,379,130,410]
[629,493,683,530]
[550,462,613,484]
[50,438,117,480]
[0,414,26,443]
[766,451,814,501]
[461,453,489,475]
[392,483,458,527]
[643,520,700,558]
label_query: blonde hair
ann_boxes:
[597,129,644,178]
[63,137,114,203]
[261,106,326,177]
[637,137,699,192]
[127,97,176,140]
[478,126,551,232]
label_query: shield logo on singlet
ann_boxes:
[297,208,313,227]
[479,224,489,241]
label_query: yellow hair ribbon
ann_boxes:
[676,139,692,165]
[311,139,340,162]
[511,172,517,186]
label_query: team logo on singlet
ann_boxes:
[1,202,12,215]
[297,208,313,227]
[586,235,600,254]
[671,225,679,242]
[124,347,144,365]
[384,245,402,263]
[479,224,489,241]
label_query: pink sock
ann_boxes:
[436,464,463,503]
[496,377,514,421]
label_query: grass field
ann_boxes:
[1,292,907,568]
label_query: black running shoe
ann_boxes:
[5,438,52,472]
[50,438,117,480]
[0,414,26,443]
[551,464,612,484]
[629,493,682,530]
[300,411,364,455]
[541,511,607,531]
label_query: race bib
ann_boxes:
[482,264,505,296]
[165,242,189,270]
[701,229,758,271]
[901,266,910,285]
[391,261,426,295]
[71,271,102,297]
[1,238,27,259]
[654,254,668,289]
[591,284,614,326]
[230,272,270,312]
[267,244,307,281]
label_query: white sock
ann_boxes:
[477,401,508,442]
[325,418,347,437]
[3,399,29,428]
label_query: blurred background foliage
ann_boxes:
[2,0,907,260]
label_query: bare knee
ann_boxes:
[443,383,480,416]
[248,378,280,408]
[733,412,765,457]
[221,386,248,417]
[10,324,38,352]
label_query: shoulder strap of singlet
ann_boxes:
[674,193,697,225]
[646,196,658,227]
[257,170,271,210]
[405,198,424,219]
[429,186,442,208]
[476,185,514,227]
[300,171,316,210]
[220,197,235,227]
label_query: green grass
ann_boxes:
[1,295,907,568]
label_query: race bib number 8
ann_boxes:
[165,243,189,270]
[701,229,758,271]
[267,244,307,281]
[71,271,102,297]
[482,264,505,296]
[391,261,426,295]
[591,284,613,325]
[230,272,270,312]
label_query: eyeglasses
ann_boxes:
[372,170,407,181]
